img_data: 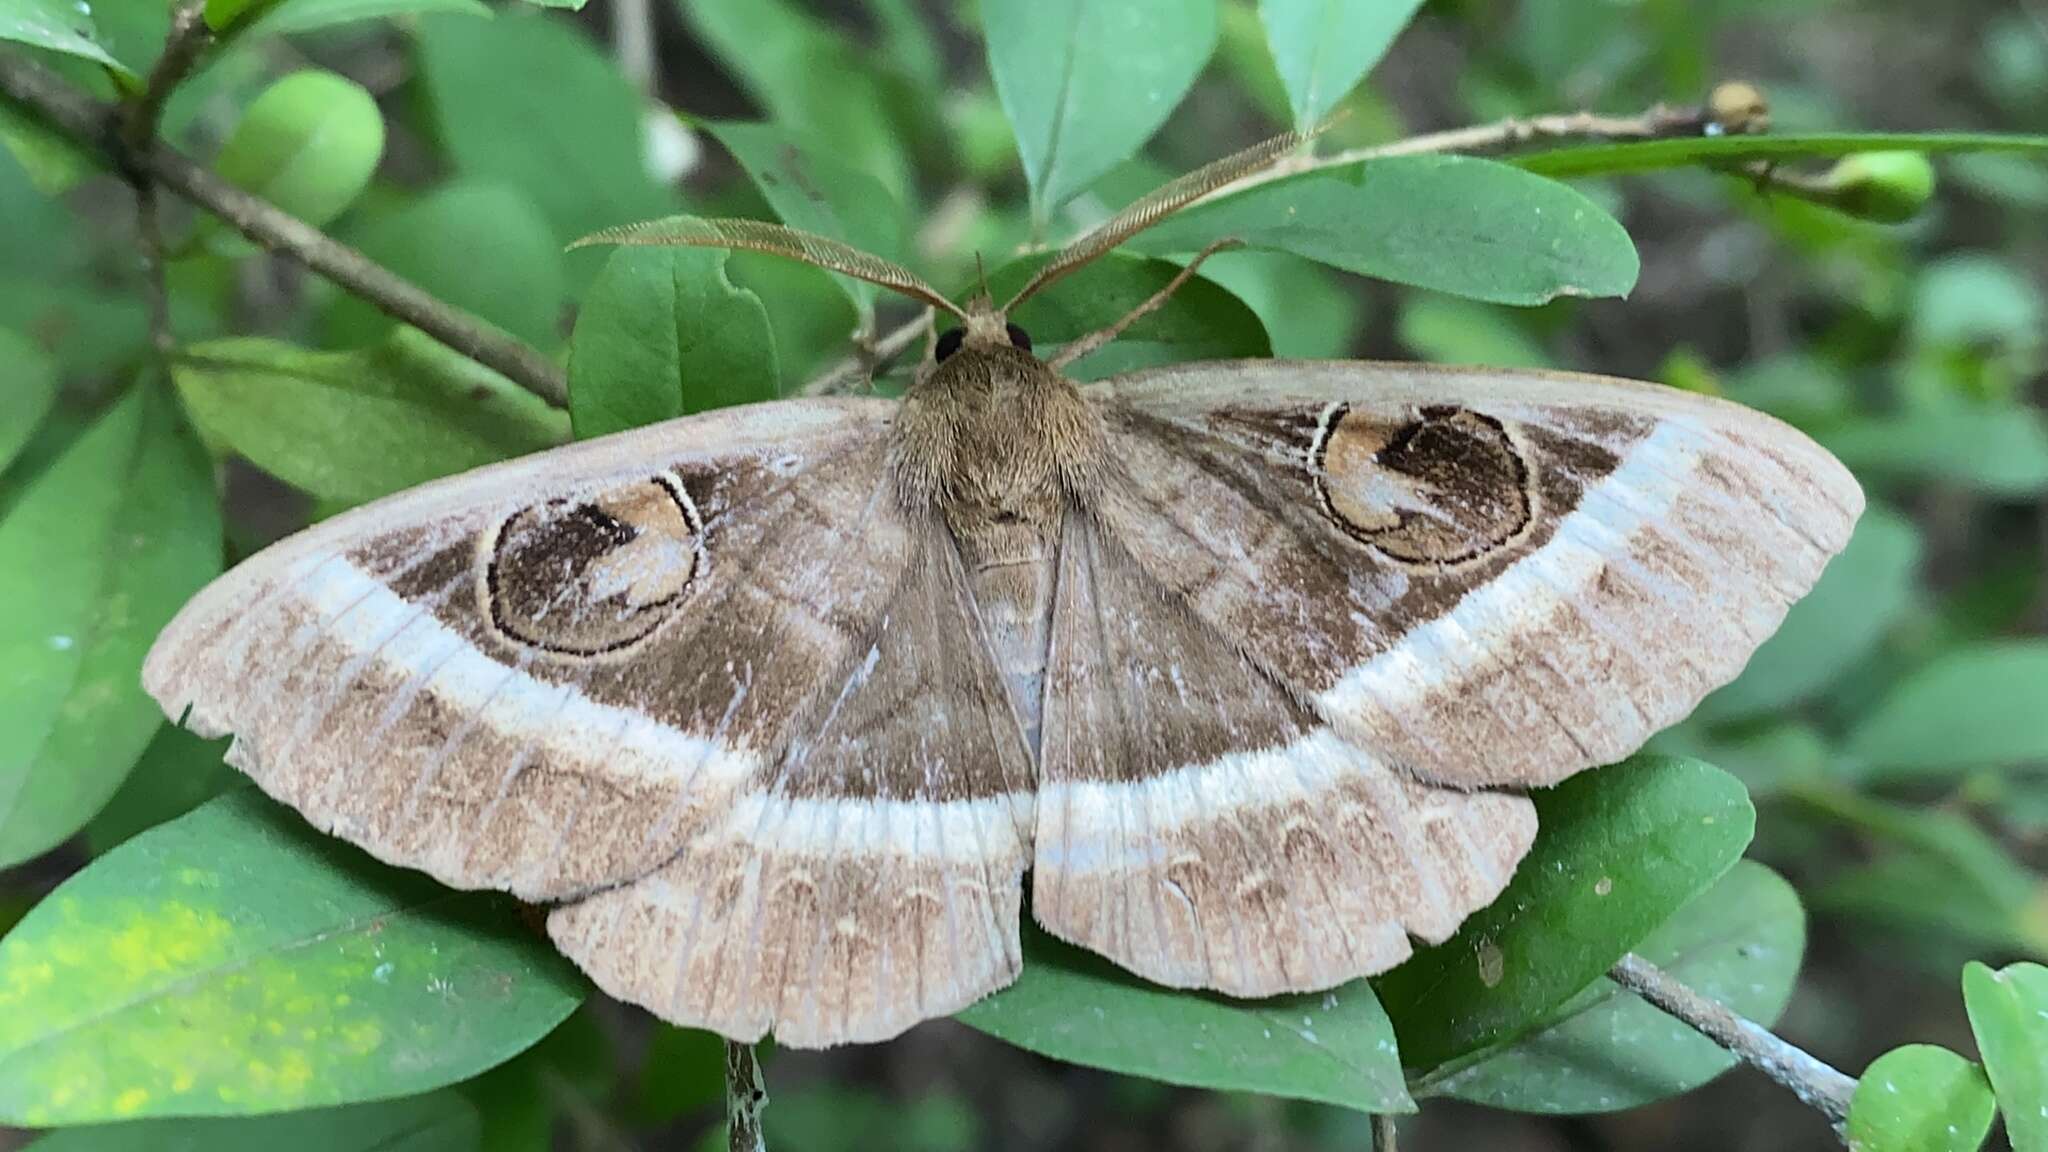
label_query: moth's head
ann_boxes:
[935,296,1033,365]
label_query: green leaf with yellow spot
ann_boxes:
[0,791,585,1124]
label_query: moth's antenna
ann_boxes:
[1002,119,1335,313]
[573,216,969,321]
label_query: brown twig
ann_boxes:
[800,307,934,396]
[724,1040,768,1152]
[134,182,176,364]
[1610,952,1857,1141]
[121,0,211,374]
[1216,82,1773,200]
[122,0,211,150]
[1371,1114,1399,1152]
[0,52,571,407]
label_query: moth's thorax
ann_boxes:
[891,343,1105,543]
[891,341,1103,752]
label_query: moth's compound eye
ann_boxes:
[934,327,966,362]
[1005,323,1033,351]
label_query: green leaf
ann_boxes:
[568,247,779,438]
[985,250,1271,382]
[214,72,386,231]
[680,0,911,201]
[763,1086,979,1152]
[1652,721,1832,801]
[725,252,856,391]
[628,1025,724,1126]
[1819,406,2048,496]
[81,725,238,856]
[1398,295,1554,368]
[0,0,127,73]
[203,0,274,33]
[856,0,942,99]
[705,121,910,326]
[959,922,1413,1114]
[0,791,585,1124]
[1378,756,1755,1075]
[1517,132,2048,179]
[0,327,56,474]
[1845,642,2048,781]
[24,1090,481,1151]
[460,1006,612,1152]
[1848,1046,1997,1152]
[1191,249,1361,360]
[415,9,674,245]
[1424,862,1804,1113]
[1129,155,1639,306]
[1963,961,2048,1152]
[983,0,1219,224]
[1798,784,2047,956]
[0,384,220,869]
[1912,254,2045,349]
[1257,0,1423,130]
[325,182,565,350]
[1699,502,1921,723]
[172,331,568,507]
[243,0,490,41]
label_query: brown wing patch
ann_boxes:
[1312,404,1535,566]
[484,472,704,656]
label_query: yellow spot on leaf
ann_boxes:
[112,1088,149,1115]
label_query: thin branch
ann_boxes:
[800,308,934,396]
[1213,83,1773,201]
[122,0,210,379]
[122,0,211,149]
[0,53,570,407]
[724,1040,768,1152]
[1371,1114,1398,1152]
[134,181,175,365]
[1610,952,1857,1141]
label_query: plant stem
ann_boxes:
[120,0,210,377]
[133,181,175,365]
[725,1040,768,1152]
[1217,82,1774,200]
[122,0,211,149]
[0,53,571,408]
[801,308,934,396]
[1371,1114,1398,1152]
[1610,952,1857,1140]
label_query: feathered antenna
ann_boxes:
[572,216,969,321]
[1002,119,1335,312]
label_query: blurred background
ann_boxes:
[4,0,2047,1149]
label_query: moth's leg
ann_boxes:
[1046,238,1242,371]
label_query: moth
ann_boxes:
[144,132,1862,1048]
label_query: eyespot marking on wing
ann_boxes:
[481,471,705,657]
[1311,403,1537,566]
